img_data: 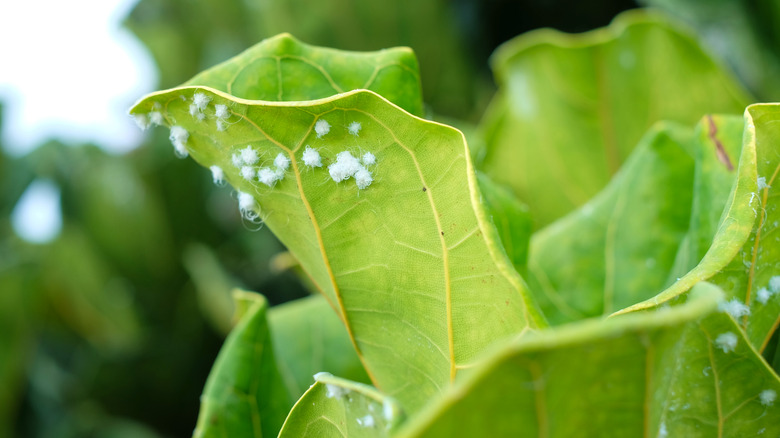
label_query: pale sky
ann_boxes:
[0,0,157,155]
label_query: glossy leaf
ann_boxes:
[193,290,292,437]
[131,84,546,412]
[397,285,780,437]
[278,373,404,437]
[185,33,423,116]
[526,122,696,324]
[479,10,751,227]
[268,295,371,400]
[477,172,532,272]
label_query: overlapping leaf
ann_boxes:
[131,83,545,412]
[279,373,404,437]
[478,10,751,227]
[397,286,780,437]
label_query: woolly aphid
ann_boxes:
[210,165,225,185]
[193,92,211,111]
[760,389,777,406]
[168,126,189,158]
[718,298,750,319]
[237,191,260,221]
[715,332,738,353]
[770,275,780,293]
[302,146,322,168]
[757,287,772,304]
[758,176,771,190]
[240,166,256,181]
[215,104,230,131]
[348,121,362,136]
[258,167,283,187]
[231,153,242,168]
[240,146,259,165]
[132,114,150,131]
[274,153,290,172]
[362,151,376,166]
[328,151,363,183]
[149,111,164,126]
[354,167,373,189]
[356,415,375,428]
[315,119,331,138]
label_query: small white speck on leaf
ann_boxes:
[356,415,375,428]
[758,176,771,190]
[329,151,362,183]
[240,146,259,165]
[658,422,668,438]
[355,166,373,189]
[231,153,242,168]
[302,146,322,168]
[382,400,394,421]
[216,119,227,132]
[240,166,255,181]
[315,119,331,138]
[237,191,259,221]
[132,114,150,131]
[149,111,164,126]
[718,298,750,318]
[757,287,772,304]
[274,153,290,172]
[215,104,229,119]
[348,121,362,136]
[715,332,738,353]
[168,126,189,158]
[189,103,199,117]
[760,389,776,406]
[362,151,376,166]
[770,276,780,293]
[258,167,283,187]
[193,92,211,110]
[210,165,225,185]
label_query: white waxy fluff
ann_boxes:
[362,151,376,166]
[715,332,738,353]
[274,152,290,171]
[329,151,362,182]
[382,400,394,421]
[215,104,229,119]
[258,167,283,187]
[315,119,331,138]
[210,165,225,185]
[302,146,322,167]
[231,153,242,168]
[758,176,770,190]
[189,103,199,117]
[355,166,373,189]
[193,92,211,110]
[216,119,227,132]
[757,287,772,304]
[240,166,256,181]
[240,146,259,165]
[194,112,205,121]
[356,415,375,428]
[760,389,777,406]
[149,111,164,126]
[237,191,259,221]
[348,121,362,136]
[132,114,150,131]
[718,298,750,319]
[168,126,189,158]
[770,276,780,293]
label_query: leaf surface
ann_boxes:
[397,285,780,437]
[479,10,751,227]
[131,85,545,413]
[194,290,292,437]
[278,373,404,438]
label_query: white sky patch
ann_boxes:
[11,179,62,244]
[0,0,157,155]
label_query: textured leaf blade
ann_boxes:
[194,290,292,437]
[479,10,751,227]
[185,33,423,116]
[397,286,780,437]
[278,374,404,438]
[131,87,545,412]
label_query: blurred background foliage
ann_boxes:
[4,0,780,436]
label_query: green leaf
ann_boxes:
[477,173,532,272]
[183,243,238,335]
[268,295,371,400]
[131,85,545,412]
[194,290,292,438]
[526,122,697,324]
[396,285,780,437]
[479,10,751,227]
[184,33,423,116]
[278,373,404,437]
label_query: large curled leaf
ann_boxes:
[526,121,696,324]
[479,10,751,227]
[617,105,780,353]
[278,373,404,437]
[193,290,292,437]
[477,173,532,272]
[397,285,780,437]
[185,33,423,116]
[131,84,546,412]
[268,295,371,400]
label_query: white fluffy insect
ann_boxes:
[356,415,375,428]
[209,165,225,185]
[240,146,259,165]
[354,166,373,189]
[315,119,331,138]
[231,153,242,168]
[758,176,770,190]
[240,166,256,181]
[193,92,211,111]
[715,332,738,353]
[132,114,150,131]
[149,111,164,126]
[215,104,229,119]
[718,298,750,319]
[237,191,260,221]
[189,103,199,117]
[274,152,290,172]
[760,389,777,406]
[362,151,376,166]
[348,121,362,136]
[258,167,283,187]
[757,287,772,304]
[302,146,322,168]
[382,400,394,421]
[770,276,780,293]
[216,119,227,132]
[168,126,189,158]
[329,151,362,182]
